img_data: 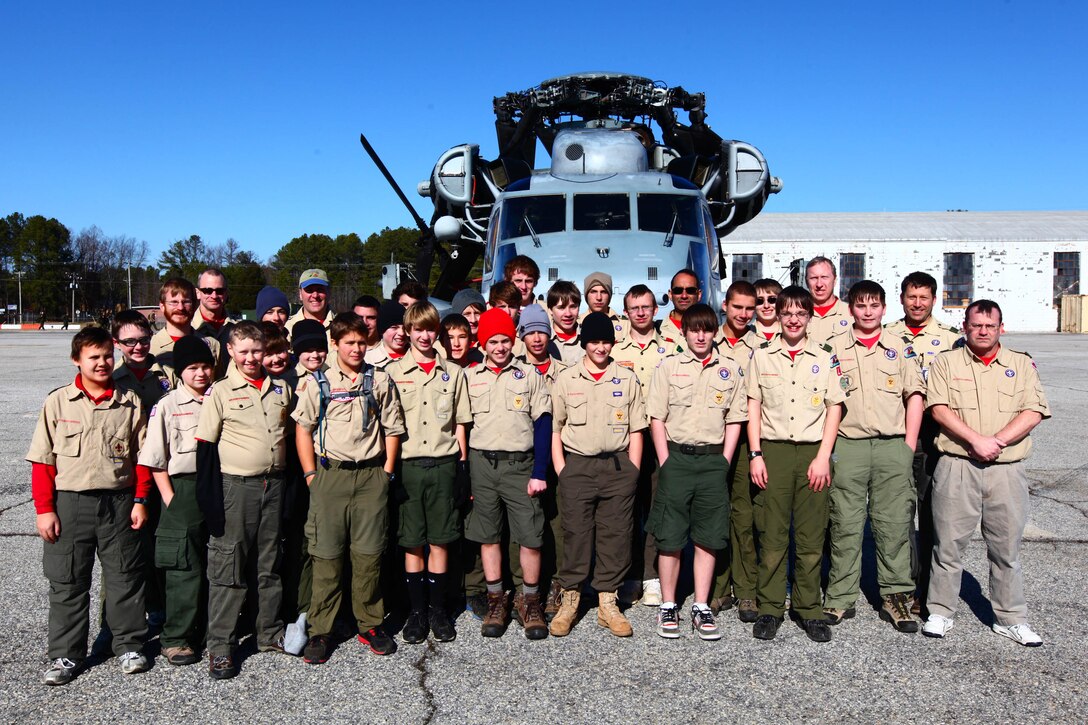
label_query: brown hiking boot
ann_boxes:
[709,593,735,615]
[596,591,633,637]
[480,591,509,638]
[548,589,581,637]
[880,593,920,633]
[544,580,562,622]
[737,598,759,624]
[514,591,549,640]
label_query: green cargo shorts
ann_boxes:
[464,449,543,549]
[398,457,460,548]
[646,449,730,551]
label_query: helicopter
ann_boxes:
[362,72,781,312]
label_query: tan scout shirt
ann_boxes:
[647,352,746,446]
[612,331,672,399]
[808,298,852,343]
[831,329,925,439]
[113,358,172,413]
[285,308,334,337]
[714,327,762,375]
[150,329,221,384]
[138,384,203,475]
[552,331,585,366]
[292,356,405,462]
[553,360,648,456]
[748,337,847,443]
[26,382,146,492]
[364,342,407,371]
[516,355,569,394]
[885,316,961,383]
[387,355,471,459]
[658,314,688,354]
[925,345,1050,463]
[579,308,629,342]
[195,365,293,476]
[466,360,550,451]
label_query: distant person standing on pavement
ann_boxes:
[38,309,47,330]
[921,300,1050,646]
[805,257,851,343]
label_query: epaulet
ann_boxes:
[949,326,960,333]
[819,343,833,353]
[759,340,772,349]
[952,338,967,349]
[468,361,481,368]
[48,384,67,396]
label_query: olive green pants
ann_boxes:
[155,474,208,649]
[757,441,829,620]
[712,438,763,602]
[309,552,384,634]
[825,437,916,608]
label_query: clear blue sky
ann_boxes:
[3,0,1085,263]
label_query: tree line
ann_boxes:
[0,212,423,320]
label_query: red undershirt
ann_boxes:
[388,350,405,360]
[418,360,437,375]
[907,325,926,336]
[979,353,997,366]
[535,360,551,375]
[201,311,226,330]
[555,330,577,342]
[588,370,606,381]
[763,332,775,340]
[857,334,881,350]
[813,301,836,317]
[243,374,265,389]
[130,366,148,381]
[787,350,801,361]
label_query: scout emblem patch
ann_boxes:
[615,324,623,331]
[513,395,524,409]
[811,364,820,374]
[159,378,171,391]
[719,368,730,380]
[612,377,621,384]
[932,339,942,346]
[614,410,625,423]
[113,441,125,455]
[839,319,849,326]
[1005,369,1016,378]
[657,347,666,354]
[840,376,850,390]
[273,385,283,394]
[886,376,897,389]
[810,394,823,406]
[904,345,916,359]
[884,349,898,360]
[441,372,450,382]
[513,369,525,379]
[714,391,725,405]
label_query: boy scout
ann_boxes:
[580,271,628,341]
[753,279,783,341]
[28,326,152,685]
[440,313,484,367]
[195,321,294,679]
[747,286,845,643]
[658,269,702,353]
[710,281,764,622]
[825,281,925,633]
[504,254,541,309]
[293,312,405,662]
[138,336,216,666]
[922,300,1050,646]
[365,300,409,369]
[646,304,745,640]
[884,271,961,613]
[150,278,221,383]
[387,302,471,644]
[547,280,585,365]
[112,309,172,411]
[804,257,852,343]
[611,284,672,607]
[449,289,486,340]
[549,312,647,638]
[261,323,293,385]
[257,285,291,329]
[464,309,552,640]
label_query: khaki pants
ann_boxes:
[927,456,1031,626]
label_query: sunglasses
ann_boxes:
[671,286,698,295]
[756,296,777,305]
[199,287,226,296]
[117,336,152,347]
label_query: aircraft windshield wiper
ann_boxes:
[663,209,678,248]
[524,215,542,247]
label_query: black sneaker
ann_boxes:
[466,593,488,621]
[752,614,783,640]
[303,635,331,665]
[358,627,398,656]
[402,610,428,644]
[429,606,456,642]
[208,653,237,680]
[803,618,833,642]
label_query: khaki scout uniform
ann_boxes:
[292,355,405,635]
[710,328,763,604]
[464,360,550,548]
[808,297,852,343]
[824,329,925,609]
[364,342,406,370]
[150,329,221,385]
[579,307,629,342]
[552,331,585,366]
[646,351,745,556]
[139,384,208,651]
[886,315,961,600]
[925,345,1050,625]
[114,359,172,413]
[195,365,293,656]
[748,337,846,620]
[194,313,238,376]
[26,381,148,660]
[657,314,688,354]
[552,361,647,594]
[387,355,472,547]
[284,308,334,337]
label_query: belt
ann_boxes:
[473,449,532,462]
[667,441,719,456]
[567,450,621,459]
[327,456,383,471]
[404,454,457,469]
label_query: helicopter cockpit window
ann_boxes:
[636,195,703,237]
[573,194,631,231]
[498,195,566,241]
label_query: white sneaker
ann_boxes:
[641,578,662,607]
[118,651,150,674]
[922,614,954,638]
[993,623,1042,647]
[284,612,308,655]
[42,657,81,686]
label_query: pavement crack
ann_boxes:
[413,639,438,725]
[0,498,33,516]
[0,532,38,537]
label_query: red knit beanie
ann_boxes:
[476,308,517,346]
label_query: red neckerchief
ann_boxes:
[555,330,576,342]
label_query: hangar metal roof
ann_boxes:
[722,211,1088,243]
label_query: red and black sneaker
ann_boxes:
[357,627,398,656]
[303,635,331,665]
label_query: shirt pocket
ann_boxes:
[949,379,978,411]
[605,395,629,427]
[172,419,199,454]
[707,380,734,411]
[52,422,82,458]
[838,363,860,395]
[434,389,453,420]
[761,377,784,407]
[997,377,1024,412]
[506,380,530,414]
[108,432,131,460]
[877,360,902,397]
[469,386,490,415]
[566,396,588,426]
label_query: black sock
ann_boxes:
[486,578,503,595]
[428,572,447,607]
[406,572,426,613]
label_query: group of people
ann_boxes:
[27,255,1050,686]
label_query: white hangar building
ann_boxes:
[719,211,1088,332]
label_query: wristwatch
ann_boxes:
[748,451,763,461]
[132,497,147,505]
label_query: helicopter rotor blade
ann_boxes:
[359,133,431,235]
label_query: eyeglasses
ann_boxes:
[966,323,999,332]
[626,305,655,313]
[198,287,226,296]
[117,336,151,347]
[672,286,698,295]
[756,296,777,305]
[164,300,193,309]
[780,311,811,320]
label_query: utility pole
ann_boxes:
[127,263,132,308]
[15,269,24,324]
[68,272,80,323]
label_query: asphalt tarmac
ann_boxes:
[1,331,1085,724]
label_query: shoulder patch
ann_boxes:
[904,345,917,359]
[950,326,960,333]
